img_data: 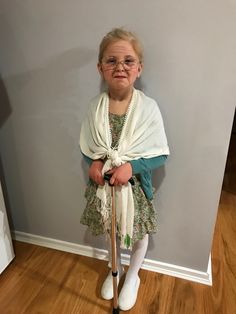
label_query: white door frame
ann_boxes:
[0,180,14,274]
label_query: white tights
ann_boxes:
[108,234,149,284]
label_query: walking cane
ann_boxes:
[104,173,135,314]
[104,173,120,313]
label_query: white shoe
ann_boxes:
[118,276,140,311]
[101,268,124,300]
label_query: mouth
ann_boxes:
[113,75,127,79]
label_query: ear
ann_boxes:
[97,63,103,76]
[137,62,143,78]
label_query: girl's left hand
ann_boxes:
[107,163,133,186]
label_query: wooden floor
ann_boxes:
[0,190,235,314]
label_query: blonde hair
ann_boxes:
[98,28,144,63]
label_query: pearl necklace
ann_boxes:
[107,90,136,152]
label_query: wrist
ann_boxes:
[126,162,133,175]
[93,159,103,163]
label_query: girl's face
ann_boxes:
[98,40,142,93]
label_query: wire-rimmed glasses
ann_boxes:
[101,57,140,70]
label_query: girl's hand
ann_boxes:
[108,163,133,186]
[89,160,105,186]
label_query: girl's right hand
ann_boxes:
[89,160,105,186]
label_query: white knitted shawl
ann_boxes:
[80,89,169,249]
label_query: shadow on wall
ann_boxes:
[0,156,13,229]
[0,78,14,229]
[1,46,97,121]
[0,77,12,128]
[152,166,166,193]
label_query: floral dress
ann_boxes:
[80,112,158,246]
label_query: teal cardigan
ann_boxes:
[82,154,167,200]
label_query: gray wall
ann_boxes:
[0,1,235,272]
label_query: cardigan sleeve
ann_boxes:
[129,155,167,174]
[82,153,93,165]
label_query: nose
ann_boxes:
[115,61,125,71]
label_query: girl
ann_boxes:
[80,28,169,311]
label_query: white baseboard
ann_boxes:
[12,230,212,286]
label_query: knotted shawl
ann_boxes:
[80,88,169,249]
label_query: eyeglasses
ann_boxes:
[102,57,140,70]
